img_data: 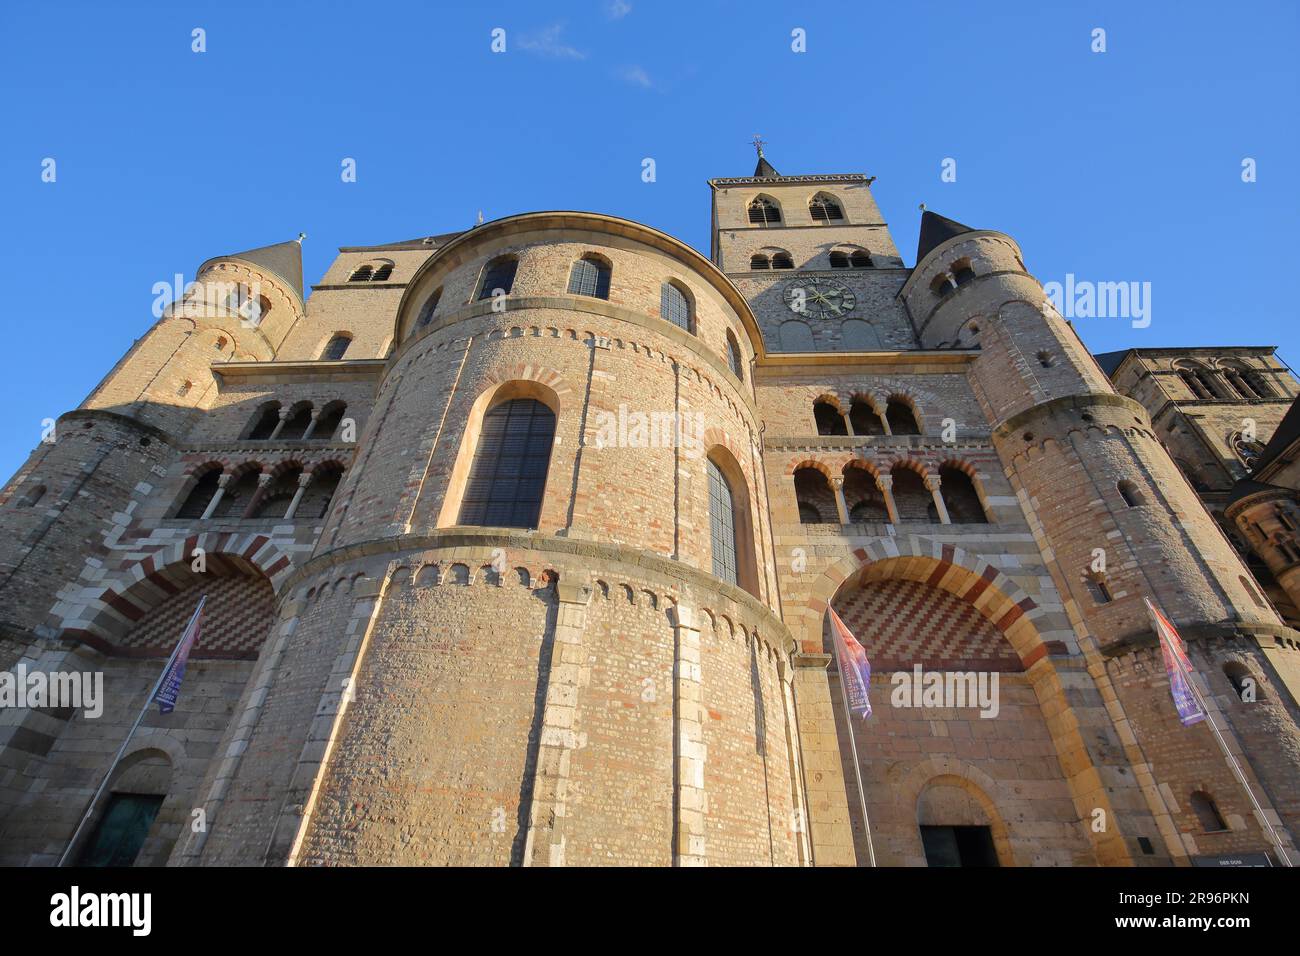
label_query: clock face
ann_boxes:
[783,277,856,318]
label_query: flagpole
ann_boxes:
[829,630,877,867]
[1176,645,1294,867]
[57,597,205,867]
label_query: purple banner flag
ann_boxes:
[1145,597,1206,728]
[153,597,205,715]
[830,607,872,718]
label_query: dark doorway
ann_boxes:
[78,793,164,867]
[920,825,999,867]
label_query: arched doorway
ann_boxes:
[817,552,1096,866]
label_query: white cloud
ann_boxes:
[617,65,652,88]
[606,0,633,19]
[518,23,586,60]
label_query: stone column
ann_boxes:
[792,651,857,866]
[876,475,899,524]
[672,602,707,866]
[925,474,951,524]
[831,476,849,525]
[300,410,323,441]
[776,656,813,865]
[872,393,893,436]
[199,473,231,520]
[522,581,592,867]
[242,472,273,518]
[268,409,291,440]
[283,472,313,520]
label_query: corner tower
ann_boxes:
[900,214,1300,857]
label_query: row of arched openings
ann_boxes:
[174,462,344,521]
[814,397,922,436]
[747,192,845,225]
[794,462,989,525]
[750,247,873,271]
[1175,361,1276,401]
[242,401,348,441]
[415,261,747,381]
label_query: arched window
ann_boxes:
[1085,573,1113,604]
[417,288,442,327]
[1117,479,1143,507]
[748,196,781,225]
[371,263,393,281]
[660,282,693,333]
[313,401,347,440]
[771,251,794,269]
[750,253,771,270]
[725,330,744,380]
[809,194,844,222]
[886,398,921,435]
[939,465,988,523]
[1190,791,1228,833]
[17,484,46,508]
[829,251,850,269]
[247,402,281,440]
[850,250,872,268]
[176,469,221,519]
[708,458,740,584]
[814,401,848,436]
[568,256,612,300]
[951,258,976,287]
[458,398,555,528]
[322,334,351,361]
[477,255,517,300]
[300,464,344,519]
[348,265,373,283]
[844,467,887,523]
[849,398,884,435]
[794,468,835,525]
[250,467,302,520]
[930,274,954,299]
[889,466,932,522]
[279,403,313,440]
[778,320,814,351]
[1243,369,1275,398]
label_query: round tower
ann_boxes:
[901,213,1300,857]
[191,214,805,867]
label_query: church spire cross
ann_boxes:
[751,135,767,158]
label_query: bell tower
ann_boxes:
[708,144,914,352]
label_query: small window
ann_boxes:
[726,331,744,381]
[953,263,976,286]
[750,254,770,270]
[886,398,921,435]
[814,401,848,436]
[1190,791,1229,833]
[1117,480,1143,507]
[809,194,844,222]
[568,256,612,300]
[850,250,872,268]
[417,288,442,327]
[1223,661,1261,701]
[660,282,694,333]
[930,274,954,298]
[478,256,517,300]
[371,263,393,281]
[920,825,999,868]
[1085,574,1113,604]
[177,380,193,396]
[748,197,781,225]
[322,334,351,361]
[771,252,794,270]
[348,265,373,283]
[1037,351,1055,368]
[829,251,850,269]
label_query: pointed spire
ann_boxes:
[751,135,780,178]
[225,238,304,301]
[916,210,976,262]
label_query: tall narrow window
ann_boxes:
[748,197,781,225]
[809,194,844,222]
[478,256,517,300]
[1117,479,1143,507]
[726,330,744,380]
[322,334,351,361]
[708,459,738,586]
[458,399,555,528]
[660,282,693,333]
[417,288,442,327]
[568,256,611,299]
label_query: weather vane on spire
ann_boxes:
[751,135,767,158]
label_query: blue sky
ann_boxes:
[2,0,1297,480]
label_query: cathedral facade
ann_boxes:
[2,154,1299,867]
